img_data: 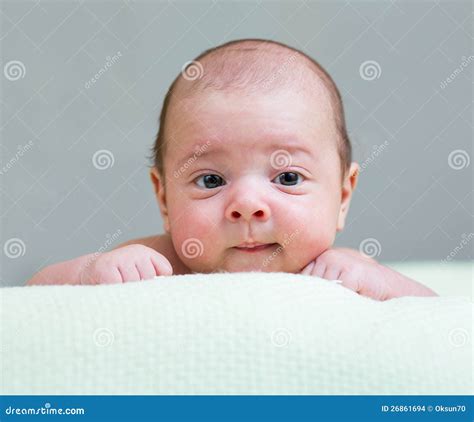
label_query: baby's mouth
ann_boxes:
[233,243,278,253]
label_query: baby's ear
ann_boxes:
[150,168,170,233]
[150,167,162,195]
[336,162,359,232]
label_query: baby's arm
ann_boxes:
[27,252,97,286]
[301,248,437,300]
[26,244,173,286]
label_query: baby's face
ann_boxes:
[155,87,354,273]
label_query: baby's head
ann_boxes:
[149,39,359,273]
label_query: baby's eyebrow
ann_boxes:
[175,145,227,168]
[175,140,315,170]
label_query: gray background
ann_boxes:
[1,0,472,287]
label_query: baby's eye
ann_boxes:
[195,174,226,189]
[272,172,303,186]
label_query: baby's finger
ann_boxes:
[339,271,387,300]
[359,277,388,301]
[150,252,173,276]
[117,264,141,283]
[337,271,359,292]
[134,259,157,281]
[323,266,342,282]
[89,267,122,285]
[313,261,326,278]
[313,263,326,278]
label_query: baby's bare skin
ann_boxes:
[26,234,437,300]
[113,234,190,275]
[25,40,438,300]
[26,234,182,286]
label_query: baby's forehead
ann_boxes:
[164,42,339,160]
[172,45,333,109]
[167,89,335,160]
[167,53,334,139]
[172,88,332,141]
[169,94,337,167]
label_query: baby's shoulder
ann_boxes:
[116,234,170,251]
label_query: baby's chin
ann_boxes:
[189,253,301,274]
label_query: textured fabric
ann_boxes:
[2,271,472,395]
[385,261,472,299]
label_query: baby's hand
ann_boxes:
[79,244,173,285]
[300,247,437,300]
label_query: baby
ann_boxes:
[27,39,436,301]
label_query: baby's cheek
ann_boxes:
[301,229,335,262]
[279,203,337,267]
[169,212,223,272]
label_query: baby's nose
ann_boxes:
[225,201,271,223]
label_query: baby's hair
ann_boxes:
[150,38,351,179]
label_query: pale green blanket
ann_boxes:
[1,263,472,395]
